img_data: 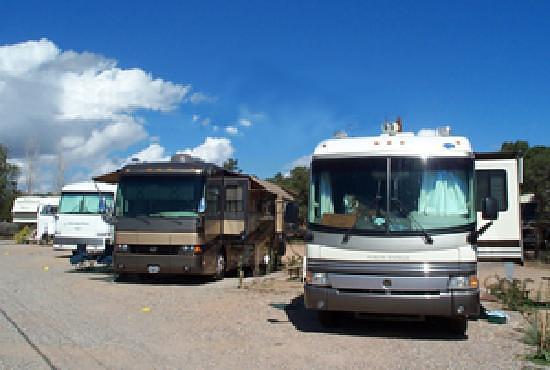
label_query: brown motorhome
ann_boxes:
[94,155,295,279]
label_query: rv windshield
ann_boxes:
[117,175,205,218]
[59,193,114,214]
[309,157,475,233]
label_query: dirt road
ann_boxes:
[0,243,533,369]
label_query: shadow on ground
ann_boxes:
[269,294,468,340]
[64,266,217,286]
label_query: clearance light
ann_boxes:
[193,245,202,254]
[456,140,461,145]
[448,275,479,290]
[470,275,479,289]
[305,271,329,286]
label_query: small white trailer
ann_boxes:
[474,153,523,262]
[11,196,48,224]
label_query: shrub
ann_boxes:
[14,225,31,244]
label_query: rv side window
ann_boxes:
[225,185,243,212]
[476,170,508,211]
[206,187,220,215]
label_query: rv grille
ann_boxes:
[337,289,441,296]
[128,245,179,255]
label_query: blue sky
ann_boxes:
[1,0,549,186]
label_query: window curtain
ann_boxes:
[319,172,334,215]
[418,170,467,215]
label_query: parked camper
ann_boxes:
[474,153,523,261]
[53,182,117,264]
[12,196,58,224]
[36,197,60,243]
[303,122,500,334]
[94,155,294,280]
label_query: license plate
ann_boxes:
[148,265,160,274]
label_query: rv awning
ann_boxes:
[250,177,294,201]
[94,170,121,183]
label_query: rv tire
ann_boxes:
[448,317,467,336]
[317,311,338,328]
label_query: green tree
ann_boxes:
[223,158,241,172]
[0,145,19,221]
[501,141,550,217]
[267,166,309,224]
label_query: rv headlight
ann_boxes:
[116,244,128,252]
[305,271,329,286]
[448,275,478,290]
[179,245,194,254]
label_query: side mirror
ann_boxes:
[303,229,313,242]
[284,202,299,224]
[481,197,498,220]
[102,209,116,225]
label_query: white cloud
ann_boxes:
[189,92,216,104]
[127,142,169,162]
[0,39,190,191]
[0,38,59,76]
[179,137,234,166]
[201,118,211,126]
[212,125,219,132]
[225,126,239,135]
[192,114,200,122]
[59,68,187,120]
[239,118,252,127]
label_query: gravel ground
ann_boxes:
[0,243,538,369]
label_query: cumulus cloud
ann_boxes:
[127,142,169,163]
[225,126,239,135]
[179,137,234,165]
[0,38,190,191]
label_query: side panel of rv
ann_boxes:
[475,153,523,261]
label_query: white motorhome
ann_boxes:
[53,182,117,263]
[304,123,503,334]
[12,196,55,224]
[36,197,60,242]
[474,153,523,261]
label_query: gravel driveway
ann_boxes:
[0,243,534,369]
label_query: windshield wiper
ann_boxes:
[391,198,433,245]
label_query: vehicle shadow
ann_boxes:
[272,294,468,341]
[113,274,216,286]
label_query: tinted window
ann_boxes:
[476,170,508,211]
[225,185,244,212]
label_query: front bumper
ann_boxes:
[304,285,479,317]
[53,236,109,253]
[113,254,206,275]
